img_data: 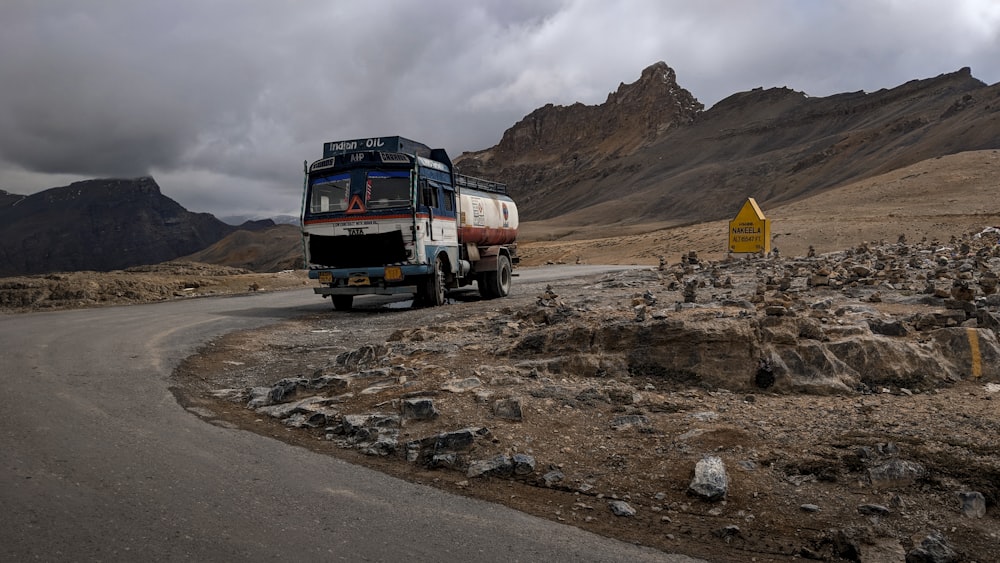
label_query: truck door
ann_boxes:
[419,179,439,240]
[420,181,456,235]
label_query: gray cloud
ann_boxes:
[1,0,998,218]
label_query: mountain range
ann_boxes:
[457,62,1000,229]
[0,177,274,276]
[1,62,998,276]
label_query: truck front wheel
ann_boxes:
[420,256,446,307]
[479,254,512,299]
[332,295,353,311]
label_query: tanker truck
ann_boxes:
[301,136,518,310]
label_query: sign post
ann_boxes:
[728,198,771,255]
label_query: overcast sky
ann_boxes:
[1,0,998,220]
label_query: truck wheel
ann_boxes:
[477,273,494,299]
[480,254,512,299]
[421,256,446,307]
[332,295,353,311]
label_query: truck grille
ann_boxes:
[308,231,407,268]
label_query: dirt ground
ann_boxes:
[172,242,1000,562]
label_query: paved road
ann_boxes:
[1,268,699,562]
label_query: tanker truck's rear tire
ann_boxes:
[480,254,512,299]
[477,273,494,299]
[332,295,353,311]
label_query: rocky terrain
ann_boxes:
[173,228,1000,562]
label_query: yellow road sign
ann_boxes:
[729,198,771,254]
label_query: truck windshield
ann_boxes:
[366,171,410,209]
[310,174,350,213]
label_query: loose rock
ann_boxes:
[905,531,957,563]
[467,454,513,478]
[401,397,438,421]
[868,458,926,489]
[688,456,728,502]
[957,491,986,518]
[609,500,636,517]
[492,397,523,421]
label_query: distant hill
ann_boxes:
[457,62,1000,231]
[0,189,26,208]
[220,214,300,227]
[181,224,303,272]
[0,177,242,276]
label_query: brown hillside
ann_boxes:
[182,224,303,272]
[518,149,1000,266]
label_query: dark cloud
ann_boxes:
[1,0,997,217]
[0,0,270,176]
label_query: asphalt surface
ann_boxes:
[1,267,701,562]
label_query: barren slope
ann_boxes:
[518,149,1000,266]
[181,224,303,272]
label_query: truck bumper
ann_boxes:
[309,264,430,297]
[308,264,432,280]
[313,285,418,297]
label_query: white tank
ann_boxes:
[457,188,518,246]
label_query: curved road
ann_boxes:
[1,267,698,562]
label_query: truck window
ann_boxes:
[310,174,350,213]
[442,187,455,212]
[366,171,411,209]
[420,180,438,208]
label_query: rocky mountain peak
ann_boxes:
[65,175,159,195]
[606,61,693,109]
[26,177,165,210]
[456,62,705,216]
[481,61,702,163]
[0,176,238,276]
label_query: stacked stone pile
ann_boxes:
[223,229,1000,461]
[529,232,1000,394]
